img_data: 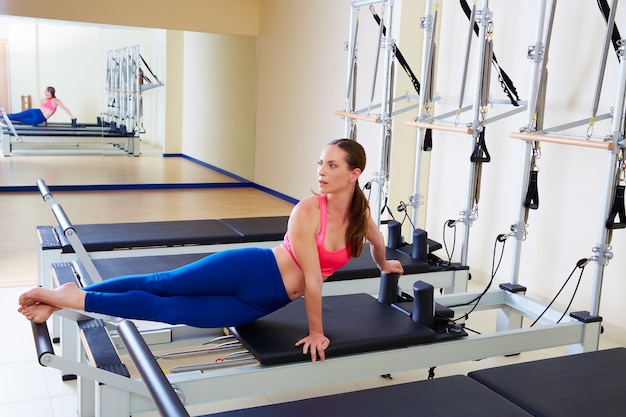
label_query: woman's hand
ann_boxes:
[295,332,330,362]
[381,259,404,275]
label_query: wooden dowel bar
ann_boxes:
[405,120,473,134]
[335,110,381,124]
[510,132,614,150]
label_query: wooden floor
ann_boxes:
[0,150,295,287]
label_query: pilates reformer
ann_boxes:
[110,323,626,417]
[1,111,141,157]
[35,177,469,306]
[28,260,609,416]
[34,179,292,290]
[42,192,469,380]
[82,318,626,417]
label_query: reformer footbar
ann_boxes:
[0,106,20,139]
[50,203,103,285]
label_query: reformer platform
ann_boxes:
[37,216,291,290]
[200,347,626,417]
[1,121,140,156]
[29,291,623,417]
[49,244,467,373]
[203,376,535,417]
[31,284,469,416]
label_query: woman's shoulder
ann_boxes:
[291,195,321,220]
[297,194,321,207]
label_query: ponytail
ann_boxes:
[327,138,370,258]
[346,181,370,258]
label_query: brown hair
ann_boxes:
[328,138,370,258]
[46,86,56,98]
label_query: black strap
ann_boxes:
[459,0,520,106]
[606,185,626,229]
[423,128,433,151]
[139,54,162,84]
[524,170,539,209]
[372,10,434,151]
[470,129,491,163]
[371,11,421,95]
[596,0,623,61]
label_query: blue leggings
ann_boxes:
[6,108,47,125]
[83,248,291,328]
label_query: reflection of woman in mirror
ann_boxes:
[5,86,74,125]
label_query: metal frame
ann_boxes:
[1,126,139,157]
[32,286,600,417]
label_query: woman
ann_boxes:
[6,86,74,125]
[18,138,404,361]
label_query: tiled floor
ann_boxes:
[1,149,622,416]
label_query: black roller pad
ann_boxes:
[230,293,436,366]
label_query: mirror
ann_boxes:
[0,15,165,161]
[1,14,258,187]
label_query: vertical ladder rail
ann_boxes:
[373,0,395,225]
[411,0,435,229]
[458,0,491,266]
[591,26,626,316]
[509,0,551,285]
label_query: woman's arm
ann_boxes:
[53,98,74,120]
[367,217,405,275]
[287,197,329,361]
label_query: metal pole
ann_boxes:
[459,0,490,266]
[591,28,626,316]
[369,0,394,225]
[509,0,550,285]
[411,0,435,229]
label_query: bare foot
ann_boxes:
[18,303,60,323]
[18,282,86,311]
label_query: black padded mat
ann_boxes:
[90,253,211,279]
[469,347,626,417]
[58,220,243,252]
[218,216,288,239]
[230,293,437,365]
[204,375,533,417]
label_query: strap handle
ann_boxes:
[470,129,491,163]
[524,170,540,210]
[606,185,626,229]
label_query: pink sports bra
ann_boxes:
[41,98,56,114]
[283,194,351,277]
